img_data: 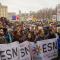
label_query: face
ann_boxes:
[28,33,31,39]
[50,29,54,35]
[6,25,9,29]
[22,31,24,34]
[34,31,36,35]
[40,30,44,35]
[17,27,19,30]
[59,29,60,32]
[36,30,39,33]
[19,27,21,31]
[0,29,4,35]
[17,31,20,36]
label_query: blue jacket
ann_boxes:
[8,33,12,43]
[57,39,60,50]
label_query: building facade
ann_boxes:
[7,12,16,20]
[0,3,7,18]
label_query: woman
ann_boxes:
[13,30,24,43]
[31,30,37,41]
[25,32,33,42]
[35,29,39,36]
[21,30,26,39]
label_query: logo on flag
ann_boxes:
[32,45,42,55]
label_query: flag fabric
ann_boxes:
[23,17,24,20]
[16,17,19,21]
[34,18,36,21]
[52,15,56,20]
[12,16,16,20]
[25,16,27,19]
[20,18,21,21]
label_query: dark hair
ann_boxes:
[3,25,6,27]
[14,30,17,35]
[25,32,32,40]
[39,30,42,34]
[14,26,17,30]
[31,31,36,41]
[49,28,53,33]
[13,30,18,41]
[0,28,3,30]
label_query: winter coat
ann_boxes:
[35,35,47,42]
[13,35,24,43]
[0,36,8,44]
[46,33,59,39]
[57,32,60,38]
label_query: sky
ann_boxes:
[0,0,60,14]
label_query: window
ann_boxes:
[5,10,6,12]
[5,14,6,16]
[3,14,4,16]
[3,10,4,12]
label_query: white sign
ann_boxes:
[19,41,31,60]
[0,42,19,60]
[30,38,58,60]
[0,38,58,60]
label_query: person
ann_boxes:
[46,28,59,39]
[34,29,47,42]
[35,29,39,36]
[0,28,8,44]
[13,30,24,43]
[57,28,60,38]
[31,30,37,41]
[8,29,13,43]
[3,25,8,36]
[21,30,26,39]
[25,32,33,42]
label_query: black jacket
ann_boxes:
[46,33,56,39]
[57,32,60,38]
[34,35,47,42]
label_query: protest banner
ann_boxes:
[52,15,56,20]
[19,41,32,60]
[30,38,58,60]
[0,42,19,60]
[0,38,58,60]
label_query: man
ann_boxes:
[46,28,59,39]
[0,28,8,44]
[34,29,47,42]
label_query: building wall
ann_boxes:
[7,13,16,20]
[0,3,7,18]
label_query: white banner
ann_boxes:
[0,38,58,60]
[30,38,58,60]
[0,42,19,60]
[19,41,31,60]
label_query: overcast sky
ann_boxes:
[0,0,60,14]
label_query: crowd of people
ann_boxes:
[0,17,60,60]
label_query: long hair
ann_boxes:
[25,32,32,41]
[13,30,18,40]
[31,31,36,41]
